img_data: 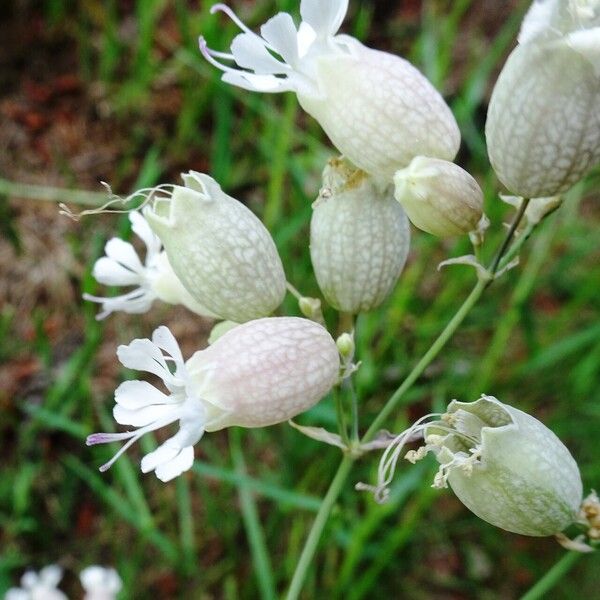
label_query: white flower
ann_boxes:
[143,171,286,323]
[364,395,583,537]
[5,566,67,600]
[80,566,122,600]
[200,0,460,181]
[486,0,600,197]
[393,156,484,237]
[310,158,410,313]
[83,211,213,319]
[87,318,339,482]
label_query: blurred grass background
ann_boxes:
[0,0,599,598]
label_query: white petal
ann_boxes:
[567,27,600,75]
[92,256,142,286]
[152,326,184,366]
[39,566,63,588]
[104,238,144,272]
[140,440,180,474]
[300,0,348,37]
[117,338,173,381]
[518,0,561,44]
[231,32,289,74]
[21,571,39,589]
[130,211,162,258]
[260,13,300,66]
[222,71,294,93]
[115,380,171,409]
[84,288,156,319]
[113,403,176,427]
[155,446,195,482]
[5,590,30,600]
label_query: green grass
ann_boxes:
[1,0,600,598]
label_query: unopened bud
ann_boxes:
[394,156,484,237]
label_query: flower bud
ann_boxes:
[87,318,340,481]
[486,0,600,197]
[200,0,460,181]
[393,156,484,237]
[144,171,286,323]
[310,159,410,313]
[370,395,583,536]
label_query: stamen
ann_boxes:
[210,3,260,37]
[98,430,147,472]
[60,183,177,221]
[205,48,236,61]
[90,416,179,473]
[199,36,245,74]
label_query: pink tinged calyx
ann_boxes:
[87,318,340,481]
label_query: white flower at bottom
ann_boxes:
[80,565,122,600]
[83,211,214,319]
[87,318,340,482]
[363,395,583,537]
[5,566,67,600]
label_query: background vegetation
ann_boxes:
[0,0,599,597]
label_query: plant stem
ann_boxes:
[520,552,582,600]
[334,387,351,447]
[0,177,108,206]
[286,456,354,600]
[362,277,487,442]
[490,197,530,274]
[285,199,532,598]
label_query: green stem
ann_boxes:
[230,429,277,600]
[490,197,530,274]
[285,199,532,598]
[286,456,354,600]
[334,387,351,447]
[362,277,486,442]
[520,552,582,600]
[0,177,108,206]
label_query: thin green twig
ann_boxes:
[520,552,582,600]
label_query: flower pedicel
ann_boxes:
[199,0,460,181]
[87,318,340,482]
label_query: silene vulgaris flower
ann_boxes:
[486,0,600,197]
[83,211,214,320]
[143,171,287,324]
[5,565,67,600]
[80,565,123,600]
[360,395,583,537]
[87,318,340,482]
[200,0,460,181]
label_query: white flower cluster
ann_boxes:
[78,0,596,545]
[6,565,122,600]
